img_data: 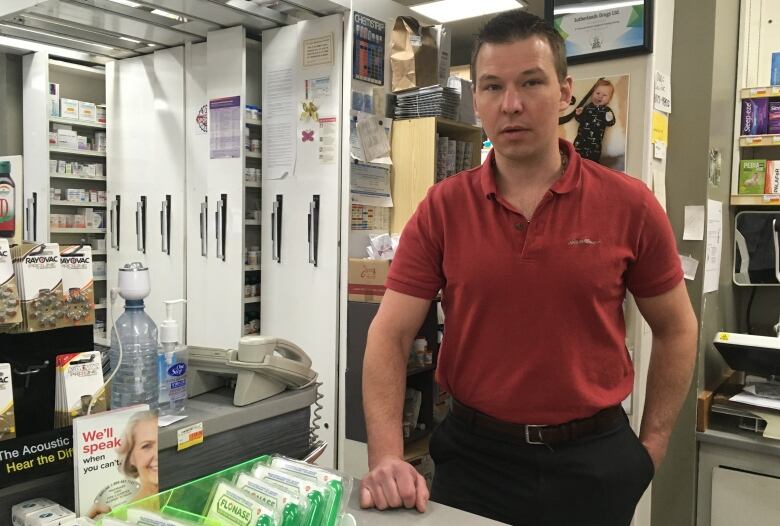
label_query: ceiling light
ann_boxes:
[0,36,104,62]
[553,1,642,15]
[151,9,188,22]
[0,24,115,50]
[410,0,524,23]
[119,36,141,43]
[106,0,142,7]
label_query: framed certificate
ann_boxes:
[545,0,653,64]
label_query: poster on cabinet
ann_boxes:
[558,74,629,172]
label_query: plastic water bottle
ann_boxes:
[109,262,159,410]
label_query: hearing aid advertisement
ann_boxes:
[558,74,629,172]
[0,431,72,487]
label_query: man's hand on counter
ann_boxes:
[360,456,430,513]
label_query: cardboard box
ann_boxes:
[739,159,766,194]
[96,104,107,124]
[741,98,769,136]
[769,99,780,134]
[767,161,780,195]
[78,101,96,122]
[60,98,78,120]
[348,258,390,303]
[48,83,60,117]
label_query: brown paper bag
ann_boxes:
[390,16,439,92]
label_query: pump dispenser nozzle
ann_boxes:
[161,299,186,344]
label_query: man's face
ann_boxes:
[473,37,572,162]
[591,85,613,106]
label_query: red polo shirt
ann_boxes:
[386,139,683,424]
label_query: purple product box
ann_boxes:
[769,99,780,135]
[742,98,768,136]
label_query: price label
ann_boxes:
[751,88,767,96]
[177,422,204,451]
[773,135,780,143]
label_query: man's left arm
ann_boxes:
[634,280,698,469]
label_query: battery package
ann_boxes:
[60,245,95,326]
[0,363,16,442]
[12,243,65,332]
[0,238,22,331]
[54,351,105,428]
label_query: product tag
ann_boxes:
[126,508,191,526]
[235,472,297,515]
[206,481,273,526]
[177,421,203,451]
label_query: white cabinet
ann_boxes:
[711,466,780,525]
[106,47,185,332]
[262,14,343,467]
[185,27,260,350]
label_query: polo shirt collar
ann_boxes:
[480,139,582,200]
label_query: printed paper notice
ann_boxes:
[351,162,392,207]
[209,96,241,159]
[683,205,705,240]
[703,199,722,293]
[265,68,296,180]
[319,117,337,164]
[357,115,391,162]
[303,34,334,67]
[679,254,699,280]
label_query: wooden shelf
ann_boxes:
[434,116,482,133]
[740,135,780,147]
[49,147,106,158]
[243,296,261,304]
[49,117,105,129]
[246,117,262,127]
[246,151,262,159]
[50,227,106,234]
[50,173,106,181]
[740,86,780,99]
[245,265,261,271]
[50,201,107,208]
[731,195,780,206]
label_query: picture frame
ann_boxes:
[544,0,653,65]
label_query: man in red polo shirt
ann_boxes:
[359,9,697,526]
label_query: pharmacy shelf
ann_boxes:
[740,86,780,99]
[94,276,107,281]
[246,117,262,127]
[244,296,262,304]
[49,146,106,158]
[246,151,262,159]
[245,264,261,271]
[245,219,261,226]
[50,173,106,181]
[731,195,780,206]
[740,135,780,147]
[50,201,107,208]
[95,303,107,310]
[50,227,107,234]
[245,181,262,188]
[94,336,109,347]
[92,250,107,255]
[49,117,106,129]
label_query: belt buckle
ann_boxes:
[525,424,547,445]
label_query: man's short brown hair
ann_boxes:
[470,9,568,87]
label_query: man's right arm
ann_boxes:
[360,289,432,513]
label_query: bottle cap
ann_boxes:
[161,299,186,343]
[0,161,10,173]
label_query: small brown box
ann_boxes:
[348,258,390,303]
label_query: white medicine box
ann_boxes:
[48,83,60,117]
[60,98,78,120]
[78,101,96,122]
[57,129,78,150]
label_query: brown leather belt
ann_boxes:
[451,399,624,445]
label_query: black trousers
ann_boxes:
[429,410,654,526]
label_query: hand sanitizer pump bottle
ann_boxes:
[158,299,187,417]
[110,262,159,410]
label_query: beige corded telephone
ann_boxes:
[187,335,317,406]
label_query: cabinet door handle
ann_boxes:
[135,196,147,253]
[111,195,121,250]
[200,198,207,257]
[31,192,37,241]
[272,194,283,263]
[161,195,171,254]
[25,198,33,241]
[308,195,320,266]
[215,194,226,261]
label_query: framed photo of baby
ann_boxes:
[558,74,629,172]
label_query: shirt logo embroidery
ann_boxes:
[568,238,601,246]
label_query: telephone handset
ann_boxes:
[229,335,316,389]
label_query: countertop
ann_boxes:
[345,488,506,525]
